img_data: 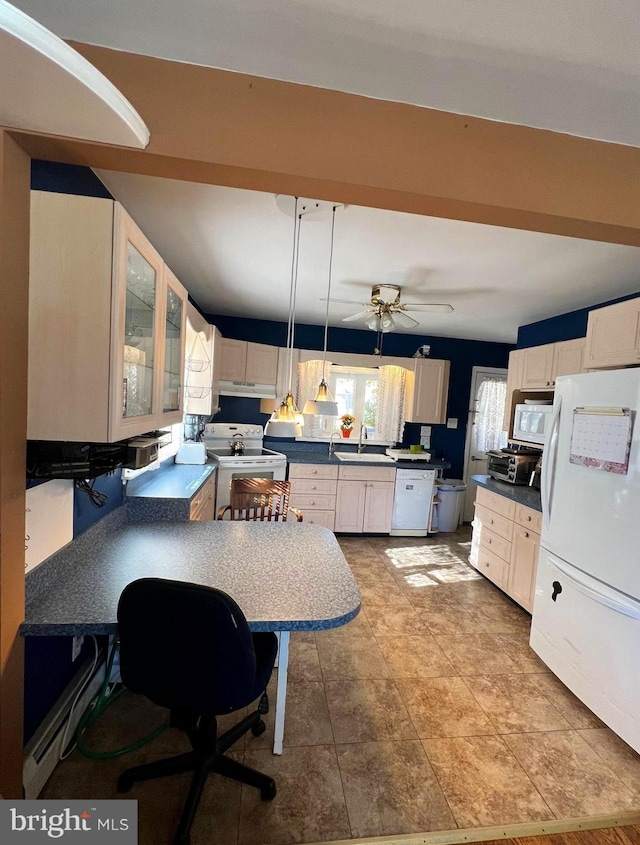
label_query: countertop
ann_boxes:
[277,448,450,471]
[471,474,542,512]
[22,509,361,637]
[126,460,217,500]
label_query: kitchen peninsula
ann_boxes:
[22,514,361,754]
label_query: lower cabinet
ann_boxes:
[189,473,216,521]
[288,463,338,530]
[334,465,396,533]
[470,487,541,611]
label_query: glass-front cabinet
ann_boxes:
[110,206,187,442]
[161,268,186,414]
[28,193,189,443]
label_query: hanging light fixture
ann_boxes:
[303,204,340,417]
[265,197,304,438]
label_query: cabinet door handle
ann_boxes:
[524,531,529,538]
[488,538,492,544]
[312,469,318,475]
[526,515,531,521]
[310,500,316,505]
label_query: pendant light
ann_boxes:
[303,204,340,417]
[265,198,304,438]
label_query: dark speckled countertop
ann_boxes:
[471,474,542,512]
[22,510,361,636]
[126,460,217,499]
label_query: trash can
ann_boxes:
[436,479,467,531]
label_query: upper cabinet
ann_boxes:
[520,343,555,389]
[184,303,222,416]
[551,338,585,381]
[28,191,187,442]
[404,359,450,424]
[219,339,279,384]
[584,298,640,370]
[502,349,526,431]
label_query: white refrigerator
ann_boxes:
[530,369,640,753]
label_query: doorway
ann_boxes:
[462,366,508,522]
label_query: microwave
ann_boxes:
[512,402,553,446]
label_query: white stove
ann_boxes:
[201,423,287,514]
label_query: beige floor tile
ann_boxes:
[358,579,413,608]
[316,634,390,680]
[578,728,640,797]
[315,608,373,639]
[325,679,417,743]
[288,637,323,683]
[423,735,552,828]
[375,634,457,679]
[492,631,548,673]
[239,745,350,845]
[396,583,463,609]
[397,676,496,738]
[251,680,334,750]
[528,672,604,729]
[462,674,571,734]
[418,603,482,635]
[466,602,532,634]
[337,740,456,837]
[434,633,520,675]
[364,604,427,636]
[504,730,639,817]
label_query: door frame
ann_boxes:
[461,365,508,522]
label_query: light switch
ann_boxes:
[446,418,458,429]
[420,426,432,437]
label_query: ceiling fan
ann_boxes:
[337,284,454,333]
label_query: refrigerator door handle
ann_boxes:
[541,395,562,531]
[550,556,640,619]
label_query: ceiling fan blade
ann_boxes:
[392,310,419,328]
[320,297,369,305]
[342,310,372,323]
[402,303,454,313]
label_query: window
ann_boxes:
[304,366,380,438]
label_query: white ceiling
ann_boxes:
[96,170,640,344]
[14,1,640,343]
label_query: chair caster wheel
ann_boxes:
[174,834,190,845]
[261,779,276,801]
[251,719,266,737]
[117,773,134,793]
[258,692,269,715]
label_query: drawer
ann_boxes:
[288,463,338,480]
[475,486,516,520]
[338,465,397,482]
[478,526,512,563]
[189,474,216,520]
[514,503,542,533]
[473,544,510,590]
[289,493,336,511]
[289,478,337,495]
[474,503,514,542]
[300,510,335,530]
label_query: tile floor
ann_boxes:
[42,528,640,844]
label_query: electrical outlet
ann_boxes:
[71,635,84,662]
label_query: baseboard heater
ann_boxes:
[23,651,108,799]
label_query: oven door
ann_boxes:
[215,458,287,515]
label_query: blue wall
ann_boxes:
[517,289,640,348]
[209,313,514,478]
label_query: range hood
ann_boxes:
[218,380,277,399]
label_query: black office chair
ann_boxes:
[116,578,278,845]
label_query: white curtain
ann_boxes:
[375,365,406,443]
[296,359,326,408]
[475,377,507,452]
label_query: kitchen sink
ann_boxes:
[333,452,396,463]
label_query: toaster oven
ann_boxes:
[486,449,540,485]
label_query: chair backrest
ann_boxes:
[227,478,294,522]
[117,578,258,714]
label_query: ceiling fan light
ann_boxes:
[365,313,381,331]
[380,311,395,331]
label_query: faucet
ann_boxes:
[357,424,368,454]
[328,431,341,455]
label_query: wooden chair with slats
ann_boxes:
[217,478,303,522]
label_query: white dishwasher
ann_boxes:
[390,468,436,536]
